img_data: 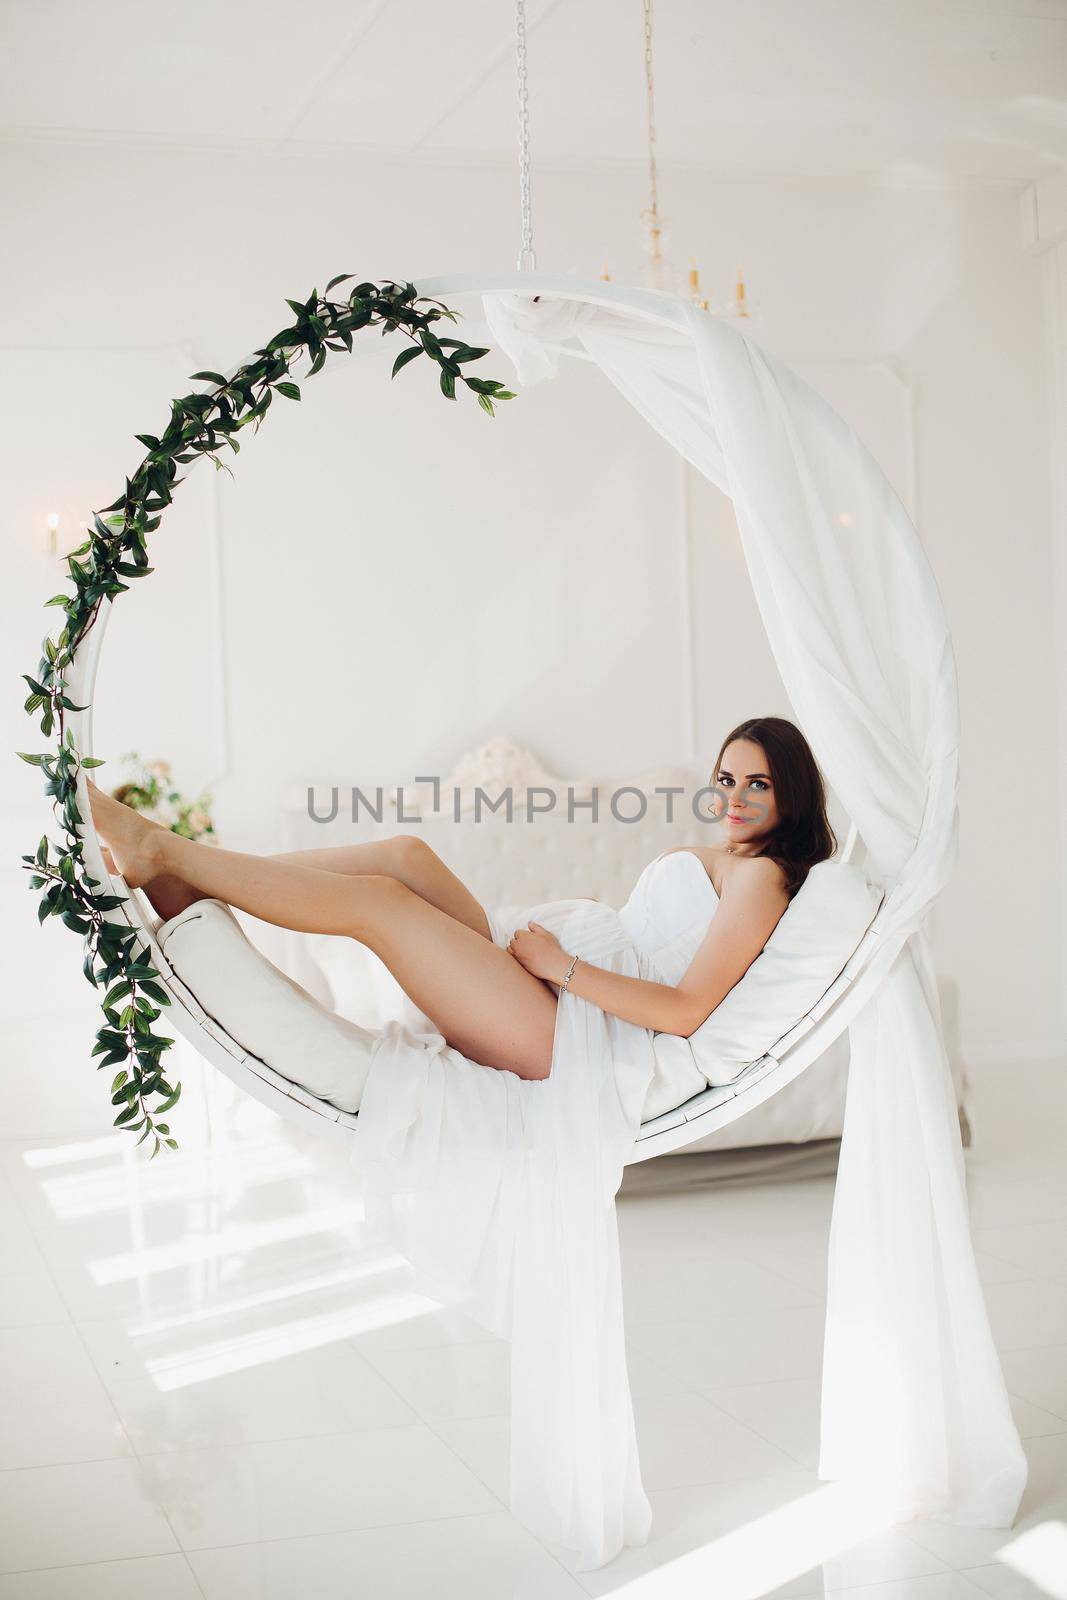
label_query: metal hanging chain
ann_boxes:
[643,0,663,274]
[644,0,659,230]
[515,0,537,270]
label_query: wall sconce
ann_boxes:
[43,508,85,562]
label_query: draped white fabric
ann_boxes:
[350,896,658,1569]
[349,282,1027,1568]
[483,288,1028,1523]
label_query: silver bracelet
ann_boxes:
[559,954,579,994]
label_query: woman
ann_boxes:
[86,715,836,1077]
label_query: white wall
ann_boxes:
[2,135,1061,1064]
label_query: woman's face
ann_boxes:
[713,738,781,847]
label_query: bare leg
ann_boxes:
[86,782,556,1079]
[139,836,494,938]
[268,837,493,939]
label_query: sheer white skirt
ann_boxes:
[347,896,658,1569]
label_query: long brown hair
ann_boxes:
[710,716,837,899]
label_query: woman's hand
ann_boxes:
[507,921,568,983]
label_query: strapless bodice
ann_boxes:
[616,849,720,985]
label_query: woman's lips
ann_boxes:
[727,814,747,824]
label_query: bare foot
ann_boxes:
[85,778,167,889]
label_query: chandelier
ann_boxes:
[602,0,758,324]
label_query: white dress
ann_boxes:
[348,849,721,1570]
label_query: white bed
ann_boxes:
[276,737,972,1155]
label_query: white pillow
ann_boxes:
[156,899,377,1113]
[683,859,884,1088]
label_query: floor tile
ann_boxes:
[632,1390,802,1488]
[773,1576,992,1600]
[0,1269,70,1327]
[703,1377,822,1468]
[620,1248,821,1323]
[0,1323,132,1469]
[768,1527,951,1595]
[188,1511,585,1598]
[626,1306,826,1390]
[0,1553,202,1598]
[360,1336,512,1420]
[1000,1345,1067,1422]
[1007,1390,1067,1438]
[981,1279,1067,1352]
[976,1221,1067,1282]
[146,1424,498,1549]
[98,1345,417,1453]
[962,1558,1064,1599]
[0,1458,179,1573]
[423,1412,511,1502]
[573,1471,822,1596]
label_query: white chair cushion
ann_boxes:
[156,899,377,1113]
[155,863,882,1125]
[682,859,884,1088]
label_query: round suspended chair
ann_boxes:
[63,270,1026,1563]
[66,272,898,1162]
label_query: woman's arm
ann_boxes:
[508,857,790,1037]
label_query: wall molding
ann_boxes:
[0,124,1027,194]
[1021,173,1067,1044]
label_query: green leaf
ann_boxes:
[138,980,172,1007]
[275,381,301,401]
[391,346,422,379]
[154,1083,182,1114]
[189,371,227,385]
[439,369,457,400]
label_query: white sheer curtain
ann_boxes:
[350,285,1026,1573]
[484,288,1028,1525]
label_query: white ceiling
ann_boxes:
[2,0,1066,183]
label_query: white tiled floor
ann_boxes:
[0,1029,1065,1598]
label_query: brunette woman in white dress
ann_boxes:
[86,715,837,1075]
